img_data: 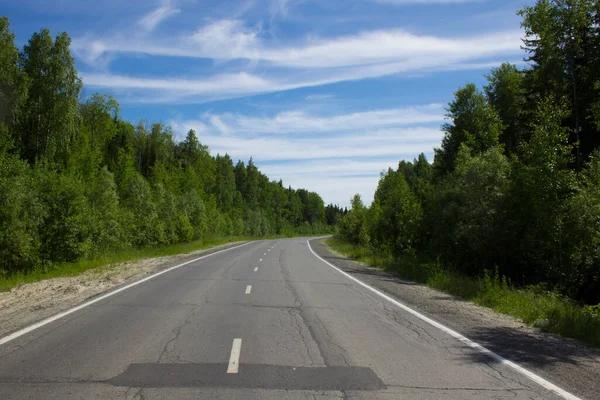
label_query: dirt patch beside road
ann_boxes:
[0,241,246,338]
[310,238,600,400]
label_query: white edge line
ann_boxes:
[227,338,242,374]
[245,285,252,294]
[306,239,581,400]
[0,241,255,347]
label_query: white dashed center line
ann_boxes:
[245,285,252,294]
[254,267,258,272]
[227,338,242,374]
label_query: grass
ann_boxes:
[0,236,250,292]
[326,236,600,348]
[0,232,327,292]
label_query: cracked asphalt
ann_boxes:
[0,238,581,399]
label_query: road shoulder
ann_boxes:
[310,238,600,400]
[0,241,248,339]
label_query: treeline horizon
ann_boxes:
[0,16,345,277]
[339,0,600,305]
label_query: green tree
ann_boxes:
[89,166,126,254]
[0,154,44,273]
[213,154,237,213]
[371,168,422,256]
[434,83,504,177]
[81,93,119,152]
[484,63,527,155]
[431,145,509,273]
[19,29,82,167]
[234,160,248,200]
[564,151,600,301]
[503,96,575,283]
[519,0,600,168]
[120,173,164,246]
[339,194,366,245]
[0,17,26,137]
[37,170,93,264]
[246,158,260,208]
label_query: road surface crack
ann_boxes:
[157,305,199,363]
[475,358,533,391]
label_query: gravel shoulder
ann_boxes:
[311,238,600,400]
[0,241,247,339]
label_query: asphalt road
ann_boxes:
[0,238,579,399]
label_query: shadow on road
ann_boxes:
[321,254,419,285]
[464,325,594,368]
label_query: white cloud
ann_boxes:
[198,129,440,162]
[259,158,404,179]
[270,0,293,18]
[169,111,443,162]
[75,21,521,68]
[80,71,279,95]
[305,94,335,100]
[138,0,180,32]
[80,58,519,104]
[274,171,386,207]
[203,104,444,134]
[257,29,520,68]
[189,19,261,59]
[167,103,442,206]
[73,18,522,102]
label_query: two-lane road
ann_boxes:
[0,238,577,399]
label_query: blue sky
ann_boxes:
[3,0,532,207]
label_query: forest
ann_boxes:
[338,0,600,305]
[0,16,343,278]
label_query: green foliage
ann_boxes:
[502,96,575,283]
[430,145,509,273]
[519,0,600,167]
[434,83,504,177]
[0,154,44,273]
[336,35,600,307]
[328,238,600,347]
[338,194,366,245]
[19,28,82,167]
[36,169,93,264]
[370,169,422,256]
[120,173,164,246]
[0,16,335,283]
[0,17,26,133]
[89,166,126,254]
[563,151,600,301]
[484,63,527,155]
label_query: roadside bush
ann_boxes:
[430,145,509,275]
[371,168,422,257]
[338,194,366,244]
[563,151,600,303]
[0,154,44,273]
[179,189,208,239]
[89,166,126,254]
[37,169,94,264]
[120,173,165,246]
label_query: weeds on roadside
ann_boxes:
[326,237,600,348]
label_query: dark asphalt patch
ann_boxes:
[107,363,385,391]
